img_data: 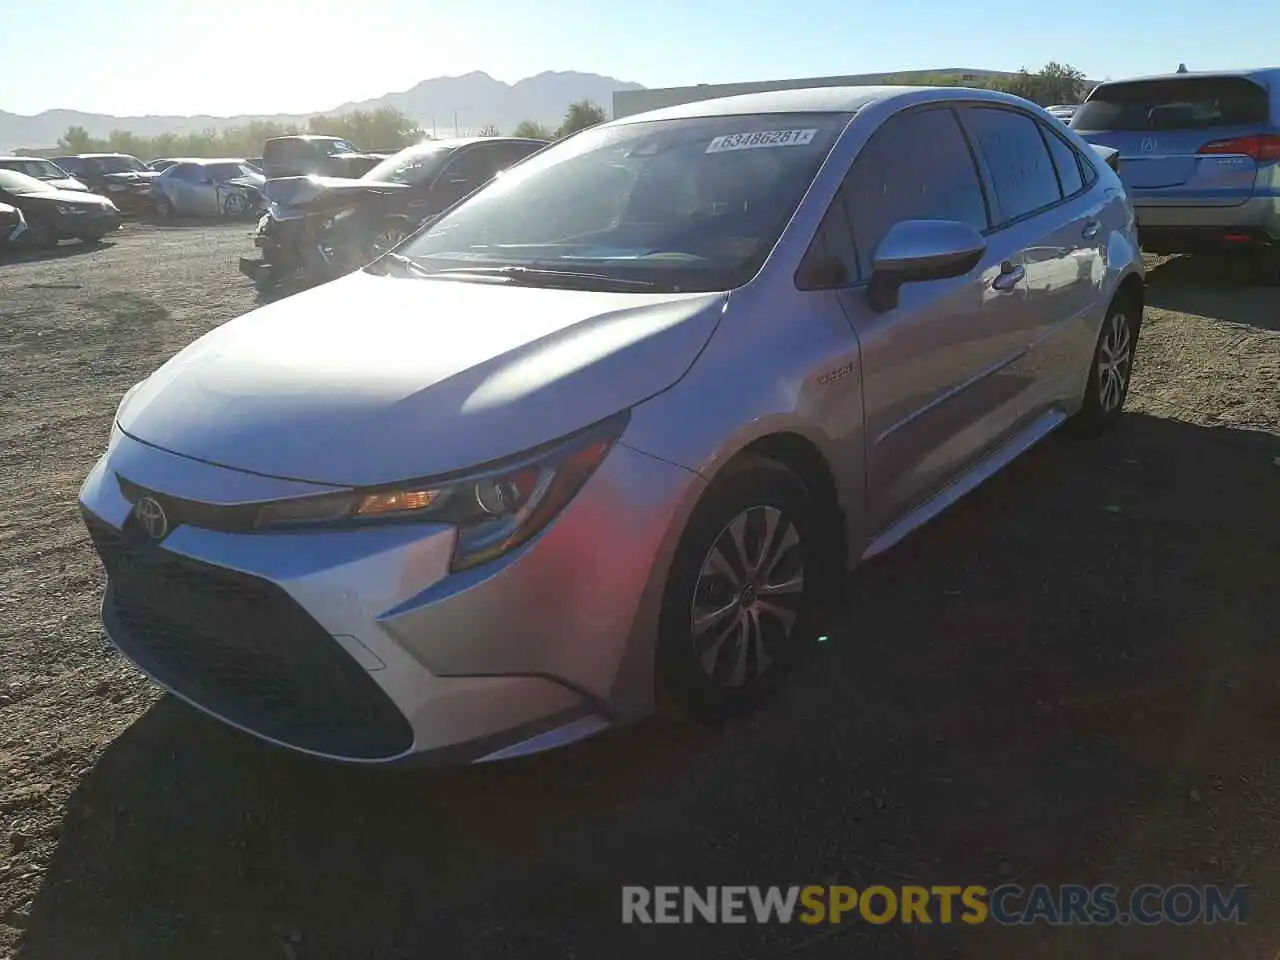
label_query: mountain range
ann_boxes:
[0,70,647,151]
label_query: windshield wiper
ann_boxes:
[429,265,656,291]
[367,251,434,278]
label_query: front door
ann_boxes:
[828,105,1033,535]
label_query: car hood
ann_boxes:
[46,177,89,192]
[24,187,113,205]
[117,269,726,487]
[264,175,407,209]
[223,175,264,190]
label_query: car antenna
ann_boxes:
[1176,63,1189,73]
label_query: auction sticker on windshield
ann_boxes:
[706,129,818,153]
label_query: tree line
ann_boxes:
[33,64,1086,163]
[882,62,1090,106]
[36,100,612,161]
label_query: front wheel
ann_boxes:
[656,456,819,723]
[1071,296,1139,434]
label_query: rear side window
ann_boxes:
[963,107,1063,224]
[1074,77,1269,132]
[1039,123,1085,197]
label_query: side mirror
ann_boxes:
[866,219,986,312]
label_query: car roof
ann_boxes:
[59,152,139,159]
[607,84,1012,125]
[0,155,57,162]
[1090,67,1280,87]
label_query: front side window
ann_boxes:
[963,107,1063,224]
[840,106,988,278]
[394,112,850,293]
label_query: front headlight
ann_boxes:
[252,412,628,571]
[53,202,81,215]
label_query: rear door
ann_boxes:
[1073,75,1272,208]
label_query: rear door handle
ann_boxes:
[1082,220,1101,239]
[991,263,1025,292]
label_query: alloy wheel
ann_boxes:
[371,225,406,258]
[690,505,806,687]
[1096,309,1133,414]
[223,193,248,217]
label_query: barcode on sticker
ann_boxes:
[705,129,818,153]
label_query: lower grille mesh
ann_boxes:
[84,510,413,759]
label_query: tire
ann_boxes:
[656,455,819,723]
[25,217,58,248]
[222,193,249,218]
[368,218,410,260]
[1071,294,1140,434]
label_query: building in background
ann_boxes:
[612,68,1024,118]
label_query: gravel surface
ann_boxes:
[0,224,1277,959]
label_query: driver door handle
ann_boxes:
[1082,219,1101,239]
[991,262,1025,292]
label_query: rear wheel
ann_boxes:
[656,456,819,723]
[1071,296,1139,434]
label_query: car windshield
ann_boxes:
[394,112,850,293]
[88,155,148,174]
[0,169,56,194]
[320,140,358,155]
[362,143,456,185]
[205,162,263,183]
[1073,77,1270,132]
[0,159,67,180]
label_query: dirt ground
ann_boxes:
[0,224,1277,959]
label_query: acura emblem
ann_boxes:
[133,496,169,540]
[1140,137,1157,154]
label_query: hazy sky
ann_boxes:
[0,0,1274,117]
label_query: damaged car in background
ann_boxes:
[152,158,266,219]
[50,153,161,214]
[240,136,546,290]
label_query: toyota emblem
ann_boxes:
[1140,137,1157,154]
[133,496,169,540]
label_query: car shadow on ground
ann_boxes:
[15,413,1280,959]
[0,239,117,266]
[1145,255,1280,331]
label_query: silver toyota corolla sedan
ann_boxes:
[79,85,1145,765]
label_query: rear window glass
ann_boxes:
[1074,78,1269,132]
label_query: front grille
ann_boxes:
[83,510,413,760]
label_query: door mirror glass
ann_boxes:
[867,218,986,311]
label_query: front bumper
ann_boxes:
[54,209,121,237]
[77,426,703,764]
[100,184,155,213]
